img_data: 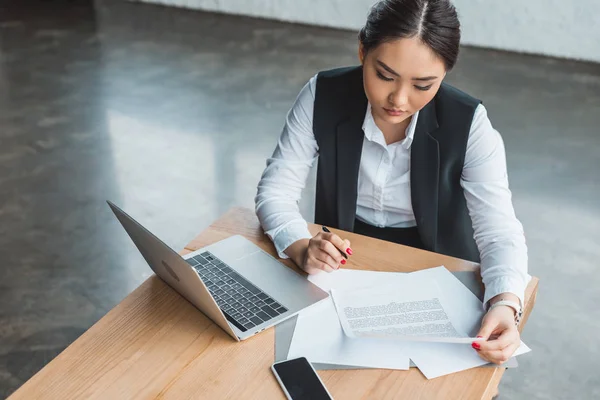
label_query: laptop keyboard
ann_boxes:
[186,251,288,333]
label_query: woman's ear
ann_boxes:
[358,43,365,65]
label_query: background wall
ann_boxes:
[133,0,600,63]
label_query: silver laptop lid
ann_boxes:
[107,201,240,341]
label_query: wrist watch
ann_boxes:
[489,300,523,326]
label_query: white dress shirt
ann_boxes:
[255,75,529,308]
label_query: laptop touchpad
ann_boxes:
[208,235,262,264]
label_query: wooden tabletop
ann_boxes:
[9,207,539,400]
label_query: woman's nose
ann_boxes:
[389,86,409,108]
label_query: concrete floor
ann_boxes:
[1,0,599,398]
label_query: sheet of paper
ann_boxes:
[330,284,483,343]
[393,267,531,379]
[405,267,485,337]
[275,271,521,370]
[287,296,411,370]
[410,340,531,379]
[289,266,531,378]
[308,268,406,292]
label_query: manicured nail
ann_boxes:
[472,342,480,350]
[340,259,346,265]
[346,248,353,255]
[476,336,483,338]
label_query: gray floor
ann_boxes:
[1,0,599,398]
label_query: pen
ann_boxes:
[321,226,348,259]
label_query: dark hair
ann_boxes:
[358,0,461,70]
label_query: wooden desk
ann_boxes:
[9,207,538,400]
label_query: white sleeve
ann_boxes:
[461,104,530,308]
[254,75,319,258]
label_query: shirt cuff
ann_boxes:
[268,220,313,259]
[482,274,531,311]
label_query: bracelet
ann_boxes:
[489,300,523,326]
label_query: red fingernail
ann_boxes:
[476,336,483,338]
[472,342,480,350]
[340,259,346,265]
[346,248,353,255]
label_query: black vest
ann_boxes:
[312,66,481,262]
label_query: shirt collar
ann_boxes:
[362,103,419,150]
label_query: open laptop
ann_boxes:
[107,201,329,341]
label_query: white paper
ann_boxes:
[407,267,485,335]
[287,296,411,370]
[411,340,532,379]
[392,267,531,379]
[287,269,411,369]
[330,284,482,343]
[307,268,403,293]
[287,266,531,379]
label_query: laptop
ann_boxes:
[107,201,329,341]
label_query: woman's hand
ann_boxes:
[473,305,520,364]
[302,232,352,274]
[286,232,352,275]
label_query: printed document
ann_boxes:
[330,284,482,343]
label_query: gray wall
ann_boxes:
[134,0,600,62]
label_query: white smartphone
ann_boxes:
[271,357,333,400]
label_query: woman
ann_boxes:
[255,0,528,365]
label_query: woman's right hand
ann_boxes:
[300,232,352,274]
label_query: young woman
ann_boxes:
[255,0,528,365]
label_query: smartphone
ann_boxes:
[271,357,333,400]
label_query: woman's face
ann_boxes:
[360,38,447,126]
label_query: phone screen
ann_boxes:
[272,357,332,400]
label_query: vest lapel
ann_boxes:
[411,99,440,251]
[335,91,368,231]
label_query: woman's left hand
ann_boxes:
[473,305,520,364]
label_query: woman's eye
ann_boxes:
[376,71,393,82]
[414,84,433,91]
